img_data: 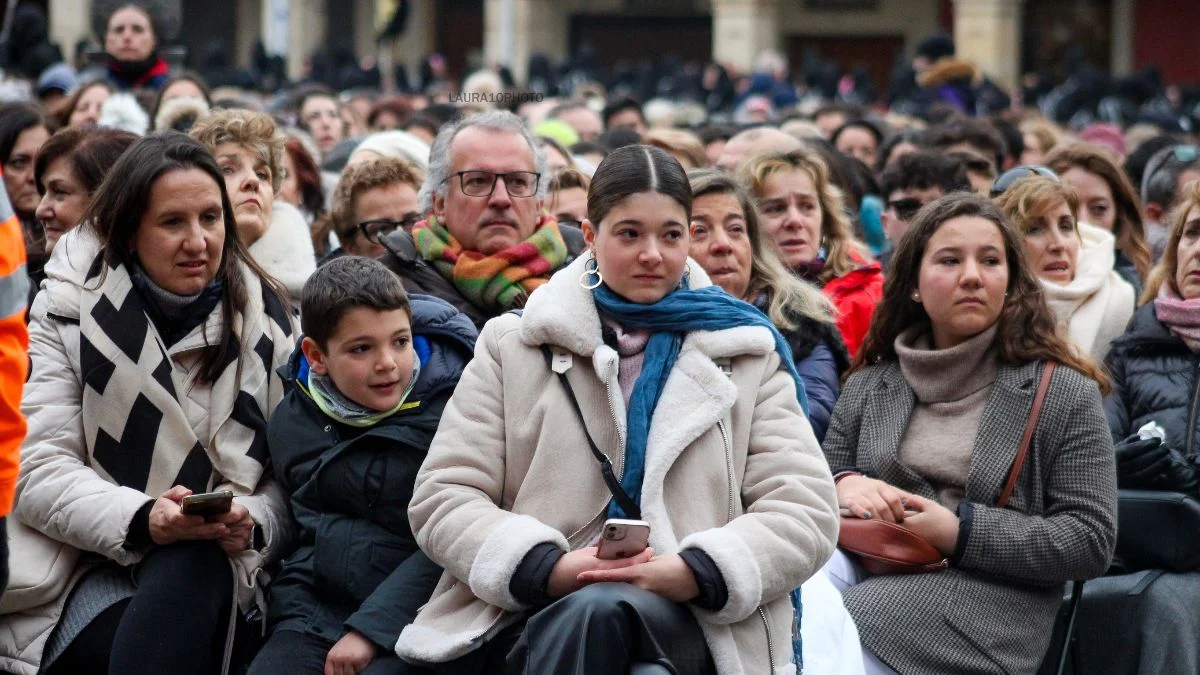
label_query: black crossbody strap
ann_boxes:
[541,345,641,520]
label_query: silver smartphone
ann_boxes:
[596,518,651,560]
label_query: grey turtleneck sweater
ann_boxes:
[894,324,1000,510]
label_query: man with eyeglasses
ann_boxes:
[877,151,972,270]
[380,110,583,329]
[1141,144,1200,261]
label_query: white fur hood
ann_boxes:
[249,200,316,300]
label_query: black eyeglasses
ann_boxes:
[887,197,924,222]
[449,171,540,198]
[990,165,1059,198]
[358,213,422,243]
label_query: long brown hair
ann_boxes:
[1045,143,1151,281]
[854,192,1110,394]
[1142,180,1200,305]
[81,131,287,384]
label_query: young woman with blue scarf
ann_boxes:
[395,145,840,675]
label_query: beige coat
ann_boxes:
[395,255,839,675]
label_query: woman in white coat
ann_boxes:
[394,144,839,674]
[1,132,295,675]
[995,175,1135,359]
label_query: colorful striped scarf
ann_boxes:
[412,213,568,313]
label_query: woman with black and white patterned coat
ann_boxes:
[0,133,296,675]
[822,193,1117,674]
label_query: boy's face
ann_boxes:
[302,307,415,412]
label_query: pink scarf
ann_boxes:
[1155,284,1200,351]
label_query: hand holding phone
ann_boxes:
[596,518,651,560]
[179,490,234,521]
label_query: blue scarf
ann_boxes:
[592,281,809,668]
[593,283,810,520]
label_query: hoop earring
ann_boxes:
[580,256,603,290]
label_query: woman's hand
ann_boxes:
[900,495,961,555]
[836,474,914,523]
[214,504,255,555]
[324,629,377,675]
[148,486,227,545]
[547,546,655,598]
[576,554,700,602]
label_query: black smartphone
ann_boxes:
[179,490,233,520]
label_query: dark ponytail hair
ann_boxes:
[587,144,692,226]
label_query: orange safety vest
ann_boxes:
[0,180,29,515]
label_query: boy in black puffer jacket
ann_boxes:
[248,257,477,675]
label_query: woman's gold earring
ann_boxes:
[911,291,921,302]
[580,256,603,290]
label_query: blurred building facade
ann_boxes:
[34,0,1187,91]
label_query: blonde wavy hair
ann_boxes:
[687,168,834,331]
[330,156,426,240]
[994,175,1081,236]
[1143,180,1200,305]
[737,147,872,284]
[190,109,286,192]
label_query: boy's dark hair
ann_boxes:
[919,118,1007,170]
[880,150,972,198]
[302,257,411,349]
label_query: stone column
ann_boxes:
[48,0,95,61]
[235,0,262,69]
[276,0,328,82]
[390,0,434,91]
[1110,0,1134,77]
[952,0,1023,90]
[712,0,780,74]
[483,0,566,86]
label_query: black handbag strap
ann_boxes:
[541,345,641,520]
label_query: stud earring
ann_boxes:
[911,290,921,302]
[579,255,603,290]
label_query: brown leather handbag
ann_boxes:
[837,362,1056,575]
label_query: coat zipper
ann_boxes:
[718,419,734,523]
[758,605,776,673]
[565,365,626,543]
[1188,361,1200,458]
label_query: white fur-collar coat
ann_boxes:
[249,200,316,300]
[395,254,839,674]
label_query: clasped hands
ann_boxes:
[1115,435,1200,493]
[548,546,700,602]
[148,485,255,555]
[837,475,960,555]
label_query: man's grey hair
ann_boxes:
[418,109,549,213]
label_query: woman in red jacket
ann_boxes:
[740,148,884,356]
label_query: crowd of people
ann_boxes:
[3,1,1200,674]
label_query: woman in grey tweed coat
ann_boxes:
[823,193,1118,674]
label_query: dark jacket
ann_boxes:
[777,308,850,442]
[824,358,1117,674]
[378,222,585,330]
[1105,303,1200,454]
[264,294,477,650]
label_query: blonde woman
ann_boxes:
[996,175,1135,359]
[687,168,849,440]
[739,148,884,356]
[191,110,316,299]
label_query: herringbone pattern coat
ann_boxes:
[824,359,1117,674]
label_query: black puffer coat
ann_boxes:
[264,294,477,650]
[1104,303,1200,455]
